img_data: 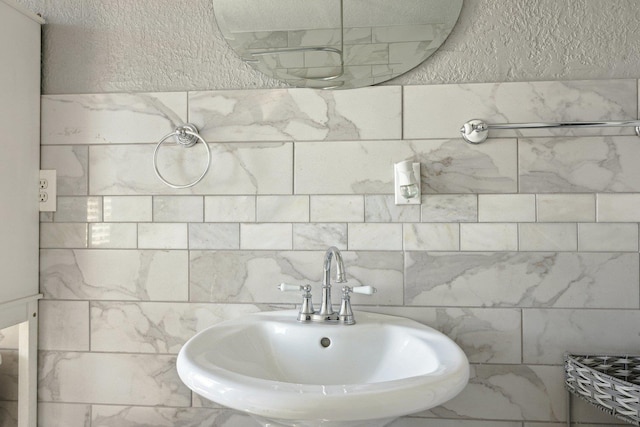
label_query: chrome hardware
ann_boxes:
[278,283,314,321]
[153,123,212,189]
[339,286,377,325]
[278,247,376,325]
[460,118,640,144]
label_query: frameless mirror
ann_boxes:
[213,0,463,89]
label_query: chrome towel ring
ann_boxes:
[153,124,211,189]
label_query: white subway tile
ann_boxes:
[138,223,188,249]
[365,195,421,222]
[90,143,292,195]
[421,195,477,222]
[54,197,102,223]
[153,196,203,222]
[240,224,292,250]
[403,224,460,251]
[296,140,517,194]
[293,223,347,250]
[537,194,595,222]
[38,352,190,406]
[578,223,639,252]
[89,223,137,249]
[519,223,577,251]
[460,224,518,251]
[39,301,89,351]
[41,92,187,145]
[348,223,403,250]
[40,249,189,301]
[40,223,88,249]
[103,196,152,222]
[205,196,256,222]
[520,136,640,192]
[189,224,240,250]
[310,196,364,222]
[257,196,309,222]
[41,146,88,196]
[478,195,536,222]
[597,193,640,222]
[38,403,91,427]
[189,86,401,142]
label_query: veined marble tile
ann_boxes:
[405,252,639,308]
[421,365,564,422]
[41,92,187,145]
[373,24,436,43]
[204,196,256,222]
[296,139,517,194]
[293,223,347,250]
[578,223,639,252]
[523,309,640,364]
[103,196,152,222]
[38,352,190,406]
[54,197,102,223]
[0,351,18,400]
[40,223,88,249]
[403,224,460,251]
[310,195,364,222]
[90,143,292,195]
[368,307,521,364]
[257,196,310,222]
[40,249,188,301]
[38,403,91,427]
[404,80,638,139]
[519,223,578,252]
[344,43,389,66]
[188,86,401,142]
[537,194,595,222]
[365,195,421,222]
[240,224,293,250]
[138,224,188,249]
[519,136,640,192]
[91,302,264,353]
[478,194,536,222]
[348,223,403,250]
[89,223,137,249]
[190,251,403,305]
[189,223,240,250]
[41,146,88,195]
[39,301,89,351]
[421,195,478,223]
[153,196,203,222]
[288,27,372,47]
[460,224,518,251]
[91,406,256,427]
[597,193,640,222]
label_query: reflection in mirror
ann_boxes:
[213,0,463,89]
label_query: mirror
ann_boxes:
[213,0,463,89]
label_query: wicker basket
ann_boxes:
[565,354,640,425]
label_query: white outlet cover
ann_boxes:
[39,170,56,212]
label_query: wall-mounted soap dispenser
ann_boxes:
[394,160,421,205]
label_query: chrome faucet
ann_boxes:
[317,246,347,320]
[277,246,376,325]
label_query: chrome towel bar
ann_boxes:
[460,118,640,144]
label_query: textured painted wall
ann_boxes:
[15,0,640,94]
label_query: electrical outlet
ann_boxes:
[39,170,56,212]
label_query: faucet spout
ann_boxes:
[319,246,347,318]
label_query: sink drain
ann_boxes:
[320,337,331,348]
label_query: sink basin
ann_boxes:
[177,310,469,427]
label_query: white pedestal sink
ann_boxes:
[177,310,469,427]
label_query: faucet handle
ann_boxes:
[350,285,377,295]
[278,283,305,292]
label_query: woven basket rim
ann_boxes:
[565,353,640,391]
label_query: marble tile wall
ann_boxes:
[3,79,638,426]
